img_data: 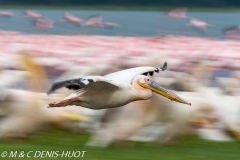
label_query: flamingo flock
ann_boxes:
[0,10,120,30]
[0,34,239,71]
[167,8,215,31]
[0,8,236,36]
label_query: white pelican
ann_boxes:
[0,89,91,140]
[47,62,191,109]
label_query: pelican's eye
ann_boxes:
[145,78,150,83]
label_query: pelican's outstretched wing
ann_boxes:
[47,76,120,108]
[47,62,167,94]
[104,62,167,83]
[47,76,118,94]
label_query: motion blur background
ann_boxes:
[0,0,240,160]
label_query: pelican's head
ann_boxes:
[136,75,191,106]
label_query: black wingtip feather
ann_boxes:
[47,78,83,95]
[161,62,167,71]
[47,80,68,95]
[142,72,148,76]
[149,71,154,76]
[65,81,84,90]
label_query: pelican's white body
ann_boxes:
[66,79,150,109]
[55,66,163,109]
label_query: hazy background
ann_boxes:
[0,1,240,160]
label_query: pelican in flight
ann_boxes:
[47,62,191,109]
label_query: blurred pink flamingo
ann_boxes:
[0,11,14,17]
[24,10,44,19]
[34,18,54,30]
[167,8,188,19]
[62,12,84,24]
[82,15,120,28]
[187,18,214,31]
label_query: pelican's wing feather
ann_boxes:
[47,62,167,94]
[47,76,119,94]
[104,62,167,83]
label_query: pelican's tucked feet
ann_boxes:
[48,99,70,108]
[48,97,79,108]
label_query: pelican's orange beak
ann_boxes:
[138,79,191,106]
